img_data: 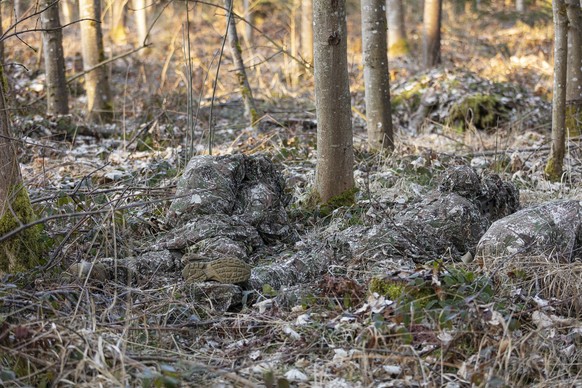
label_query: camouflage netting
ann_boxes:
[70,159,527,312]
[476,200,582,313]
[332,166,520,277]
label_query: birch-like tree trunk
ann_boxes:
[61,0,77,25]
[243,0,252,45]
[41,0,69,115]
[422,0,442,69]
[79,0,113,122]
[361,0,393,150]
[516,0,526,12]
[545,0,568,181]
[0,66,43,274]
[387,0,409,58]
[225,0,259,127]
[132,0,148,45]
[108,0,128,44]
[14,0,27,19]
[566,0,582,137]
[300,0,313,63]
[313,0,354,203]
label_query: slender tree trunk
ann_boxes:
[0,5,4,63]
[108,0,128,44]
[243,0,252,45]
[300,0,313,63]
[422,0,442,69]
[41,0,69,115]
[362,0,393,150]
[545,0,568,181]
[79,0,113,122]
[0,65,43,274]
[387,0,409,58]
[225,0,259,127]
[313,0,354,203]
[61,0,77,26]
[14,0,27,19]
[132,0,148,45]
[516,0,526,12]
[566,0,582,136]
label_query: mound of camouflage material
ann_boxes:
[475,200,582,314]
[334,166,520,274]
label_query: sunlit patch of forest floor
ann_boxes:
[2,5,582,387]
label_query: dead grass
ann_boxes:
[2,1,582,386]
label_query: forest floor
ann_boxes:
[2,3,582,387]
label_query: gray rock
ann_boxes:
[476,200,582,262]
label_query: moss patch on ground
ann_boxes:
[447,93,508,132]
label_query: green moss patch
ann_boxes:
[0,185,45,274]
[446,93,508,132]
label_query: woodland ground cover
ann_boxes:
[2,2,582,386]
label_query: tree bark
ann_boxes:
[545,0,567,181]
[387,0,409,58]
[41,0,69,115]
[0,4,4,63]
[108,0,128,44]
[132,0,148,45]
[79,0,113,122]
[243,0,252,45]
[0,65,43,274]
[565,0,582,136]
[516,0,526,12]
[313,0,354,203]
[225,0,259,127]
[300,0,313,63]
[60,0,78,26]
[14,0,27,19]
[422,0,442,69]
[361,0,393,150]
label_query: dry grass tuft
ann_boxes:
[486,254,582,315]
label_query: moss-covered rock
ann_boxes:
[446,93,508,132]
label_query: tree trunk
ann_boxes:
[132,0,148,45]
[14,0,27,19]
[0,5,4,63]
[41,0,69,115]
[313,0,354,203]
[422,0,442,69]
[79,0,113,122]
[516,0,526,12]
[545,0,568,181]
[108,0,128,44]
[300,0,313,63]
[387,0,409,58]
[566,0,582,137]
[361,0,393,150]
[243,0,252,45]
[225,0,259,127]
[60,0,78,26]
[0,66,43,274]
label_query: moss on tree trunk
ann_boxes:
[0,185,45,274]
